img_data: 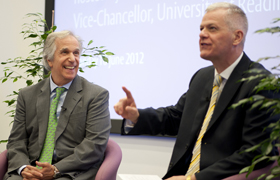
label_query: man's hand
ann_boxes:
[21,165,42,180]
[114,86,139,123]
[21,161,56,180]
[36,161,55,180]
[165,175,196,180]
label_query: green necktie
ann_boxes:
[38,87,66,165]
[186,74,222,176]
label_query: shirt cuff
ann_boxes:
[18,165,27,175]
[124,119,135,134]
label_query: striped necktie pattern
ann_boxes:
[186,74,222,176]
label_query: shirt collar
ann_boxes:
[215,52,243,80]
[50,74,73,93]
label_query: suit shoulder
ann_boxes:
[249,61,271,74]
[19,78,48,94]
[189,65,214,83]
[197,65,214,74]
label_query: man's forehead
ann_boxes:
[55,37,80,49]
[59,47,80,51]
[200,11,226,26]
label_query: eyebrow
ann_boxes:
[60,48,80,52]
[201,23,216,26]
[200,23,217,29]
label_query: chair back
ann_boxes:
[0,150,8,180]
[95,139,122,180]
[223,147,280,180]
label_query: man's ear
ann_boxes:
[47,59,53,68]
[233,30,244,46]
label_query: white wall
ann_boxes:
[0,1,176,179]
[0,0,45,152]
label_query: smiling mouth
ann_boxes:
[201,42,209,46]
[64,66,75,69]
[200,43,211,49]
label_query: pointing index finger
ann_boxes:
[122,86,134,100]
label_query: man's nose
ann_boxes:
[199,29,208,39]
[68,53,75,62]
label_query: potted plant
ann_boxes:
[231,18,280,179]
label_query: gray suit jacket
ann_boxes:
[5,75,111,179]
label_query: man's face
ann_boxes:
[48,35,80,86]
[199,9,234,62]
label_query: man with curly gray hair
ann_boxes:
[5,30,111,180]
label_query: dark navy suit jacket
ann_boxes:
[122,53,279,179]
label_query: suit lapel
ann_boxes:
[207,53,251,131]
[170,68,214,168]
[189,73,214,144]
[37,78,51,150]
[55,76,82,141]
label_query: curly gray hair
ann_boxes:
[42,30,83,71]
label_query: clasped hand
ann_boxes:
[21,161,54,180]
[114,86,139,123]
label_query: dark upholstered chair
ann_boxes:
[222,160,280,180]
[0,149,7,179]
[96,139,122,180]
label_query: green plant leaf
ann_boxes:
[242,144,261,153]
[4,99,16,106]
[24,34,38,39]
[88,40,93,46]
[41,33,48,40]
[252,95,266,101]
[81,54,93,57]
[251,100,264,110]
[79,67,84,73]
[255,27,280,34]
[2,78,7,83]
[13,77,18,83]
[230,98,252,109]
[261,101,278,109]
[87,64,96,68]
[26,80,33,86]
[0,140,8,144]
[256,173,266,180]
[105,52,115,55]
[102,56,109,63]
[52,26,57,31]
[271,166,280,175]
[240,166,250,173]
[266,174,277,180]
[13,91,18,95]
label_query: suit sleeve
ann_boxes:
[54,88,111,177]
[6,90,31,174]
[122,69,201,136]
[123,92,186,136]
